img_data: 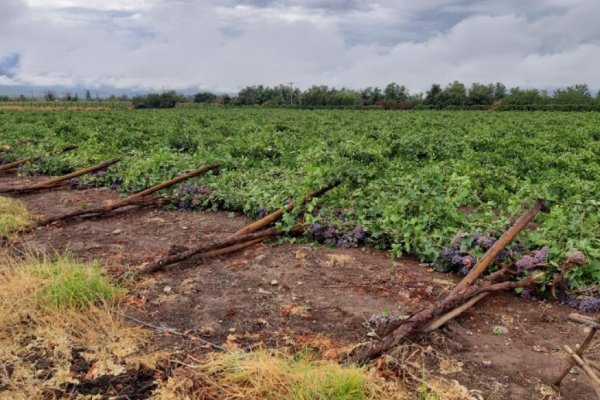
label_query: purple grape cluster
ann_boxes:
[69,177,93,190]
[515,246,549,270]
[578,297,600,313]
[109,178,123,190]
[564,251,587,266]
[307,223,365,248]
[0,148,13,164]
[180,183,211,196]
[91,169,107,177]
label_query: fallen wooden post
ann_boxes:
[0,144,78,173]
[35,164,219,226]
[141,179,341,274]
[421,292,488,333]
[563,345,600,398]
[568,313,600,329]
[554,314,600,386]
[230,178,342,238]
[419,201,544,333]
[449,200,544,296]
[0,158,121,194]
[141,224,302,274]
[108,163,220,208]
[0,158,33,173]
[354,273,543,363]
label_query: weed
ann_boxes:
[0,196,31,237]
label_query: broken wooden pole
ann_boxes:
[554,314,600,386]
[421,292,489,333]
[563,345,600,398]
[230,178,342,238]
[449,200,544,296]
[568,313,600,329]
[108,163,220,208]
[0,158,32,172]
[35,196,173,227]
[354,273,542,363]
[28,158,121,190]
[34,164,219,226]
[0,158,121,194]
[201,238,264,259]
[142,224,303,274]
[0,144,77,173]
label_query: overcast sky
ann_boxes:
[1,0,599,93]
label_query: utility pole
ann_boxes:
[288,82,294,105]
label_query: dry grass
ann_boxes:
[0,253,148,398]
[155,349,404,400]
[0,196,31,237]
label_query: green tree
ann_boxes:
[493,82,507,100]
[553,84,592,104]
[437,81,467,107]
[468,83,494,106]
[424,84,442,106]
[193,91,218,103]
[384,82,408,103]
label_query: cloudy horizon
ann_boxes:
[1,0,599,95]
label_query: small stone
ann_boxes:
[181,226,189,230]
[111,229,123,235]
[482,360,492,367]
[163,286,172,293]
[228,327,236,333]
[257,288,271,295]
[270,280,279,286]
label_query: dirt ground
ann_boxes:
[1,172,597,399]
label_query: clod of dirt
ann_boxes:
[64,365,157,399]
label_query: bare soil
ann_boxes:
[2,172,596,399]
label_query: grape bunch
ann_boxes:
[307,222,365,248]
[515,246,549,270]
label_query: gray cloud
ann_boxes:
[0,0,598,92]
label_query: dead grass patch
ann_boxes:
[155,349,403,400]
[0,196,31,237]
[0,253,149,398]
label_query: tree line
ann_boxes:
[2,82,599,110]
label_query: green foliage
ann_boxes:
[27,257,120,310]
[0,109,599,291]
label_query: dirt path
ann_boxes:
[1,173,595,399]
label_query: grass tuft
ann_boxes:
[156,349,398,400]
[27,257,120,309]
[0,196,31,237]
[0,253,147,398]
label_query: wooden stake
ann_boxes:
[354,275,538,363]
[28,158,121,189]
[0,144,77,173]
[141,225,302,274]
[450,200,544,296]
[554,314,600,386]
[230,178,342,238]
[0,158,121,194]
[35,164,219,226]
[0,158,32,172]
[568,313,600,329]
[421,292,489,332]
[109,163,220,208]
[563,345,600,398]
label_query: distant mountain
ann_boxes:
[0,84,211,99]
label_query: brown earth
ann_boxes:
[1,172,596,399]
